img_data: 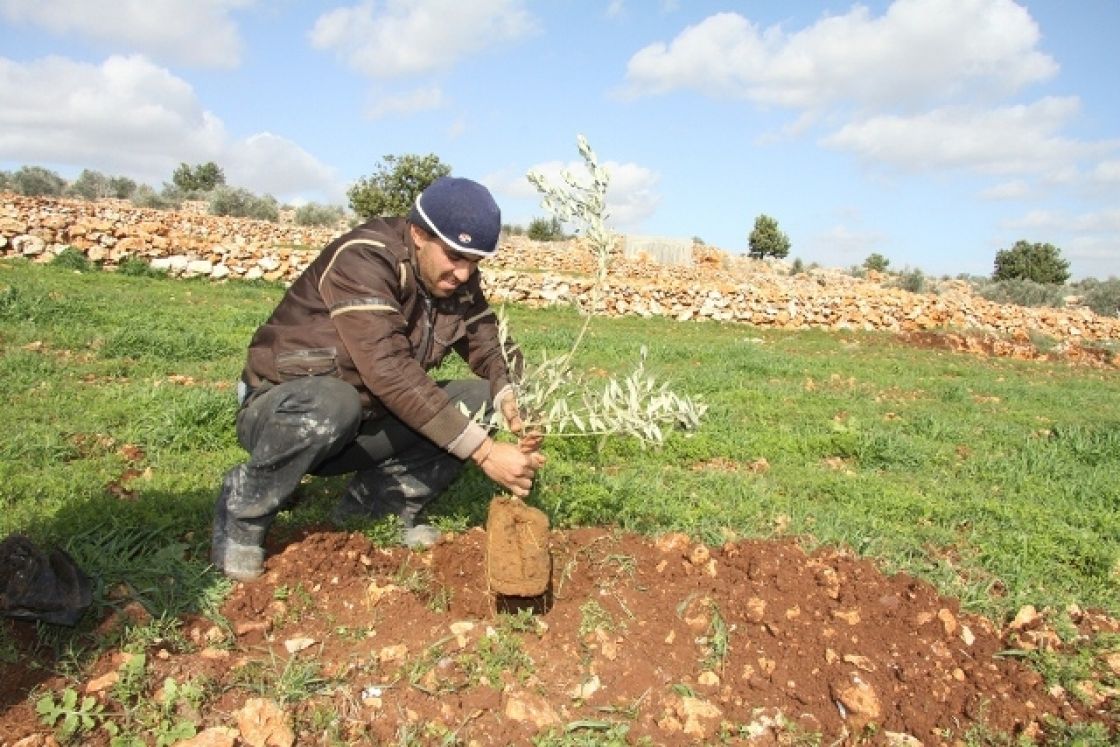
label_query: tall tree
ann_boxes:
[748,214,791,260]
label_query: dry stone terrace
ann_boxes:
[3,192,1119,361]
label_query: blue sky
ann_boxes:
[2,1,1118,280]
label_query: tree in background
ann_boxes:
[863,253,890,272]
[171,161,226,193]
[348,153,451,219]
[67,169,114,200]
[9,166,66,197]
[208,186,279,221]
[748,214,790,260]
[992,240,1070,284]
[294,202,347,227]
[527,216,565,241]
[108,176,138,199]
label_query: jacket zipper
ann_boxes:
[418,292,435,365]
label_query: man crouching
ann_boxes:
[211,176,544,581]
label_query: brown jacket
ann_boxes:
[241,217,514,459]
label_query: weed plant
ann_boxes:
[2,258,1119,632]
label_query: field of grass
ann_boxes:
[1,256,1118,631]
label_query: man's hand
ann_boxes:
[472,438,545,498]
[500,393,526,435]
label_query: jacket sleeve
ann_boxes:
[320,240,487,459]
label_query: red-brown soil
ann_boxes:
[2,527,1117,745]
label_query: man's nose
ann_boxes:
[452,262,472,283]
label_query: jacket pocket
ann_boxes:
[275,347,339,379]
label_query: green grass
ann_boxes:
[2,257,1119,631]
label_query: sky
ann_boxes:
[2,0,1119,280]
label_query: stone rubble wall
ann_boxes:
[3,193,1119,357]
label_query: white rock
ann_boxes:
[14,234,46,255]
[186,259,214,276]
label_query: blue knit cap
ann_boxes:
[410,176,501,257]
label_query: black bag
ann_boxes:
[0,534,92,626]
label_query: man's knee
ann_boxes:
[442,379,491,415]
[239,377,362,451]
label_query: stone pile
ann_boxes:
[3,193,1119,361]
[0,193,339,282]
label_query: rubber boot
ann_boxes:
[210,468,269,581]
[332,449,464,547]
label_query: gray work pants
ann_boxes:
[216,376,490,548]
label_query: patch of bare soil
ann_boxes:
[2,528,1117,745]
[897,330,1118,368]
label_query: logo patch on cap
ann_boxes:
[459,233,473,244]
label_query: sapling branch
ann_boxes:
[493,136,706,446]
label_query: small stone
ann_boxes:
[655,532,691,553]
[450,621,476,649]
[504,690,560,728]
[831,674,882,731]
[697,671,721,686]
[283,637,316,654]
[679,696,722,738]
[377,644,408,663]
[745,597,767,623]
[1010,604,1040,630]
[568,675,602,699]
[85,671,119,694]
[688,544,711,566]
[937,608,958,636]
[236,698,294,747]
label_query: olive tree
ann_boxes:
[348,153,451,219]
[67,169,113,200]
[992,240,1070,284]
[10,166,66,196]
[171,161,225,193]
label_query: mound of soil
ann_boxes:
[1,527,1116,745]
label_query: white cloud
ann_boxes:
[622,0,1056,110]
[0,0,249,69]
[0,55,225,183]
[981,180,1032,200]
[1090,160,1120,188]
[224,133,341,202]
[822,98,1116,177]
[807,224,887,266]
[0,55,340,202]
[517,158,661,229]
[310,0,537,79]
[365,86,447,119]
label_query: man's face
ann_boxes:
[411,224,481,298]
